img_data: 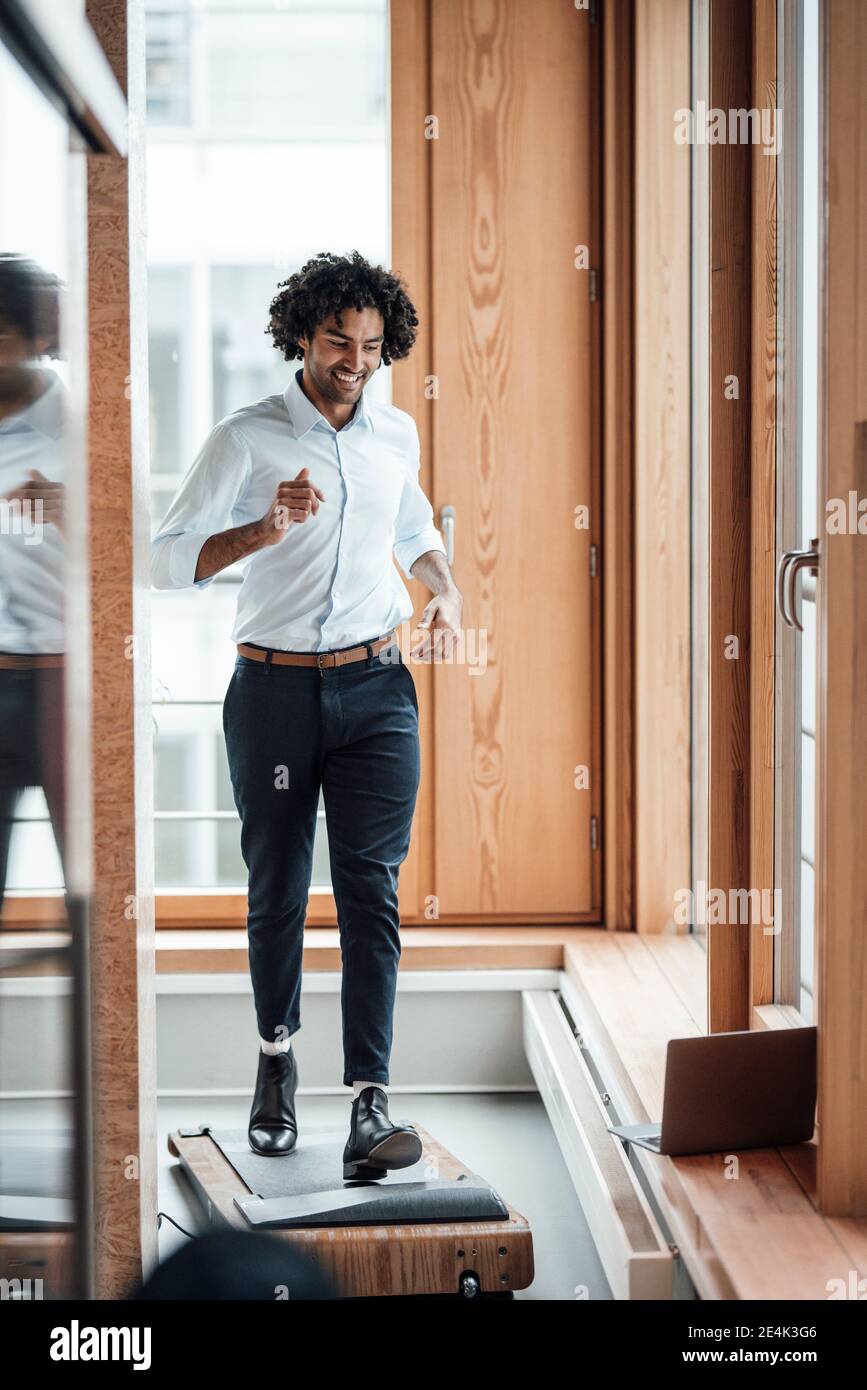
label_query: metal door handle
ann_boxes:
[776,539,819,632]
[439,504,455,567]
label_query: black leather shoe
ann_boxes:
[342,1086,423,1180]
[248,1047,299,1156]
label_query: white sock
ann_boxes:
[260,1034,292,1056]
[353,1080,387,1098]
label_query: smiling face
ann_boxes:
[298,306,384,409]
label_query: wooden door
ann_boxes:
[815,0,867,1214]
[398,0,601,920]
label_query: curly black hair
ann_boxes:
[0,254,63,357]
[266,251,418,366]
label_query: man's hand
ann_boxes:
[2,469,65,535]
[257,466,325,546]
[193,466,325,581]
[410,586,463,662]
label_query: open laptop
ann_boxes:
[607,1025,817,1155]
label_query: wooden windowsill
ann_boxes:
[561,932,866,1300]
[154,925,586,973]
[0,925,597,976]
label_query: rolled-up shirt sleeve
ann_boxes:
[392,421,447,581]
[150,421,252,590]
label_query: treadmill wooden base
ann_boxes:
[168,1126,534,1298]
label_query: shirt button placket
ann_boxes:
[321,429,343,651]
[331,433,347,617]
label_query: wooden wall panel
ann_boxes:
[602,0,635,930]
[428,0,600,917]
[633,0,691,932]
[390,0,435,921]
[85,0,158,1295]
[706,0,753,1030]
[817,0,867,1215]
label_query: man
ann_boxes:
[0,254,68,914]
[151,251,462,1177]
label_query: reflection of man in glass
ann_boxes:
[0,255,67,917]
[152,252,463,1175]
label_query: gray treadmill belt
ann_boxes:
[206,1126,431,1199]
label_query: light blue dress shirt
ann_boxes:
[0,367,66,653]
[150,367,447,652]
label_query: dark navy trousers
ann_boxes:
[222,639,420,1087]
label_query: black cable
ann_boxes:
[156,1211,197,1240]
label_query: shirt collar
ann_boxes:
[282,366,374,438]
[0,367,65,440]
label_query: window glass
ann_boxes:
[774,0,822,1020]
[145,0,389,892]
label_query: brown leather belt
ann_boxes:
[0,652,65,669]
[237,631,398,670]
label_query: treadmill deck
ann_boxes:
[168,1123,534,1297]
